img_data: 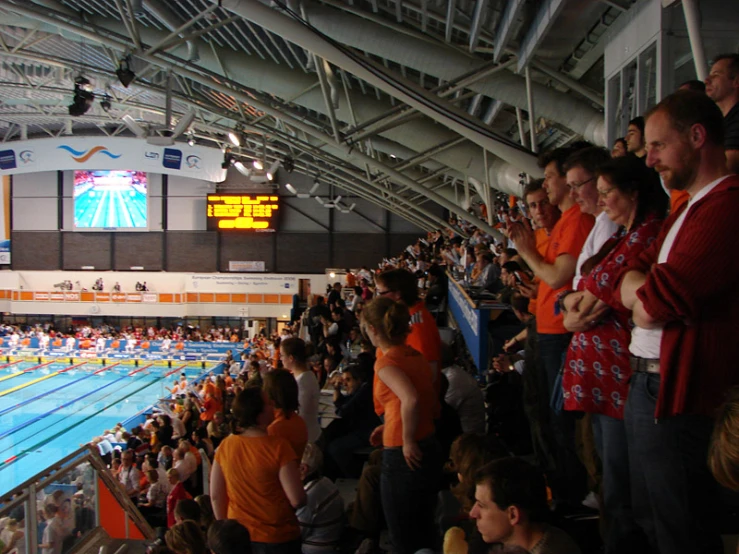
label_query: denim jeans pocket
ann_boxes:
[644,374,660,403]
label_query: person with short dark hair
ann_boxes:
[165,520,208,554]
[470,458,580,554]
[611,137,627,158]
[678,79,706,93]
[617,90,739,554]
[625,116,646,159]
[705,53,739,173]
[280,338,321,444]
[174,498,201,525]
[207,519,252,554]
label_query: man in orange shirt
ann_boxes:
[509,146,594,509]
[374,269,441,393]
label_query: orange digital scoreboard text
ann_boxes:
[206,194,280,231]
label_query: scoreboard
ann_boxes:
[206,194,280,231]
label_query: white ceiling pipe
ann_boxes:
[141,0,200,62]
[300,5,606,146]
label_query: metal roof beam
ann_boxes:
[493,0,525,62]
[516,0,567,72]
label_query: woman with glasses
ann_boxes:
[559,155,667,553]
[361,296,441,554]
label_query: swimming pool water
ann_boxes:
[0,361,203,496]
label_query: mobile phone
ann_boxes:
[513,271,525,286]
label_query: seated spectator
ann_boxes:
[210,387,306,553]
[174,498,201,526]
[138,469,168,528]
[442,347,486,436]
[165,520,208,554]
[324,364,381,479]
[207,519,252,554]
[470,458,581,554]
[709,387,739,492]
[118,450,141,502]
[195,495,215,534]
[39,504,65,554]
[264,369,309,460]
[206,412,229,449]
[296,443,345,554]
[167,469,192,528]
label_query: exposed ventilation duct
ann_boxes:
[141,0,200,62]
[300,5,606,146]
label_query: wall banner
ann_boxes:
[0,137,227,182]
[186,274,297,294]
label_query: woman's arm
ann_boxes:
[210,460,229,520]
[279,460,307,509]
[379,365,422,469]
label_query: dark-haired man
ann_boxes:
[509,146,594,508]
[470,457,581,554]
[705,53,739,172]
[625,116,647,159]
[618,90,739,554]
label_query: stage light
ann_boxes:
[253,160,263,170]
[116,55,136,88]
[228,131,241,147]
[187,133,195,147]
[68,76,95,117]
[100,94,112,112]
[266,161,280,181]
[234,161,251,177]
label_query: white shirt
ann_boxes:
[118,464,140,496]
[171,416,186,439]
[296,371,322,442]
[573,211,619,289]
[630,176,727,358]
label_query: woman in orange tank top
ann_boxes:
[362,297,442,554]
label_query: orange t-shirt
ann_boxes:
[346,273,357,288]
[527,228,552,316]
[670,190,689,215]
[267,409,308,459]
[536,205,594,334]
[214,434,299,544]
[373,345,437,447]
[406,301,442,369]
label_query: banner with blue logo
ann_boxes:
[0,137,226,182]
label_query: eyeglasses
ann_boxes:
[566,177,596,191]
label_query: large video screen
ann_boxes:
[206,194,280,231]
[74,170,147,229]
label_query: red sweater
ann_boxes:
[617,175,739,418]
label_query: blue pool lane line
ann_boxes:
[0,364,186,468]
[0,362,121,419]
[0,363,151,442]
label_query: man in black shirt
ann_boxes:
[706,53,739,173]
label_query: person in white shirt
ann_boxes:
[173,446,197,483]
[95,336,107,353]
[65,335,76,352]
[126,336,136,353]
[171,414,186,440]
[161,337,172,352]
[563,146,619,289]
[9,332,19,348]
[281,337,322,443]
[118,450,141,501]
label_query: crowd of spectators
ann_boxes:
[11,54,739,554]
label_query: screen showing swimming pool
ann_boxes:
[74,170,148,229]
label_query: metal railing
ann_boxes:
[0,445,154,553]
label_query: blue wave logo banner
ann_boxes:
[57,145,122,162]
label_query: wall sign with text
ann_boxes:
[206,194,280,231]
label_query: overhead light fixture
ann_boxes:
[253,160,263,170]
[228,131,241,147]
[68,76,95,117]
[234,161,251,177]
[116,55,136,88]
[100,94,112,113]
[121,114,146,138]
[309,181,320,195]
[266,161,280,181]
[186,132,195,147]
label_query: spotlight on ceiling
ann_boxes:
[116,55,136,88]
[228,130,241,147]
[68,76,95,117]
[234,161,251,177]
[186,132,195,147]
[100,94,112,113]
[266,161,280,181]
[252,160,263,170]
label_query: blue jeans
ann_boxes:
[591,413,646,554]
[381,436,442,554]
[624,372,723,554]
[538,332,587,506]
